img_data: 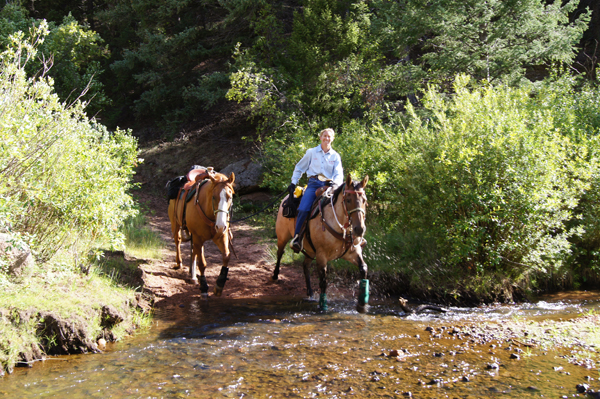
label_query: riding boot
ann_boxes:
[291,210,309,253]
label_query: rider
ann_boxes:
[288,128,344,253]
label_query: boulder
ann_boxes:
[220,158,263,194]
[0,233,34,279]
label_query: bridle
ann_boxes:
[195,179,234,234]
[331,184,367,239]
[344,187,367,216]
[211,182,234,217]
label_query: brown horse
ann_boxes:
[271,174,369,312]
[168,171,235,296]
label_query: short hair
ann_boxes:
[320,128,335,137]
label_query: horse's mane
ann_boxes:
[332,182,345,204]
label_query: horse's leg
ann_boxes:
[270,240,286,282]
[272,207,294,282]
[213,234,231,297]
[173,230,183,270]
[192,239,209,295]
[169,201,183,270]
[316,256,329,311]
[302,256,314,299]
[355,250,369,313]
[188,236,198,285]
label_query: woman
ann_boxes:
[287,128,343,252]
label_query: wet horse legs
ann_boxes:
[302,256,314,298]
[213,234,231,297]
[317,258,328,311]
[192,239,208,293]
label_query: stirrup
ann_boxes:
[290,234,302,253]
[180,228,192,242]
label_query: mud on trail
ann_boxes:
[134,191,355,310]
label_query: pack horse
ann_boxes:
[272,174,370,312]
[167,167,235,296]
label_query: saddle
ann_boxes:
[294,186,336,253]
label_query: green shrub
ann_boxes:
[372,75,596,300]
[0,24,138,263]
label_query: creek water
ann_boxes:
[2,293,600,398]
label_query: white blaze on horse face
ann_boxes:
[215,188,229,233]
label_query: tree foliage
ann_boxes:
[0,3,109,115]
[229,0,590,135]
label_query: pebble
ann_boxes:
[576,383,589,393]
[388,349,400,357]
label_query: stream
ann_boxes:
[2,292,600,398]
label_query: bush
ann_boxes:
[0,24,138,263]
[369,75,598,301]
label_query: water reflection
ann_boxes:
[2,293,599,398]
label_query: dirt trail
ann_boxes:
[135,192,354,310]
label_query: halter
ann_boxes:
[211,182,232,216]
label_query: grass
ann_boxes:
[122,211,165,260]
[0,204,163,374]
[0,256,151,372]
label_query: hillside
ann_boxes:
[134,101,259,195]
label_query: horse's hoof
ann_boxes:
[200,293,208,299]
[190,279,199,285]
[268,276,279,284]
[214,286,223,297]
[356,304,369,314]
[172,265,181,270]
[302,295,317,302]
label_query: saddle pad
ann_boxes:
[179,179,209,203]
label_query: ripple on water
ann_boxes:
[3,294,600,398]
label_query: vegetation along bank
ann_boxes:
[2,0,600,375]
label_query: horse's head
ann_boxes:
[209,172,235,235]
[344,174,368,245]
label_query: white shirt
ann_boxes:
[291,145,343,186]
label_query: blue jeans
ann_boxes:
[294,178,326,236]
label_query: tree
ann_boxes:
[374,0,591,85]
[0,3,109,114]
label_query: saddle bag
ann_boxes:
[166,176,187,200]
[282,195,301,218]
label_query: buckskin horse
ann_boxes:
[271,174,369,312]
[168,168,235,296]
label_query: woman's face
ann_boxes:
[320,131,334,150]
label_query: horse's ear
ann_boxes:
[346,173,352,187]
[361,175,369,188]
[229,172,235,184]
